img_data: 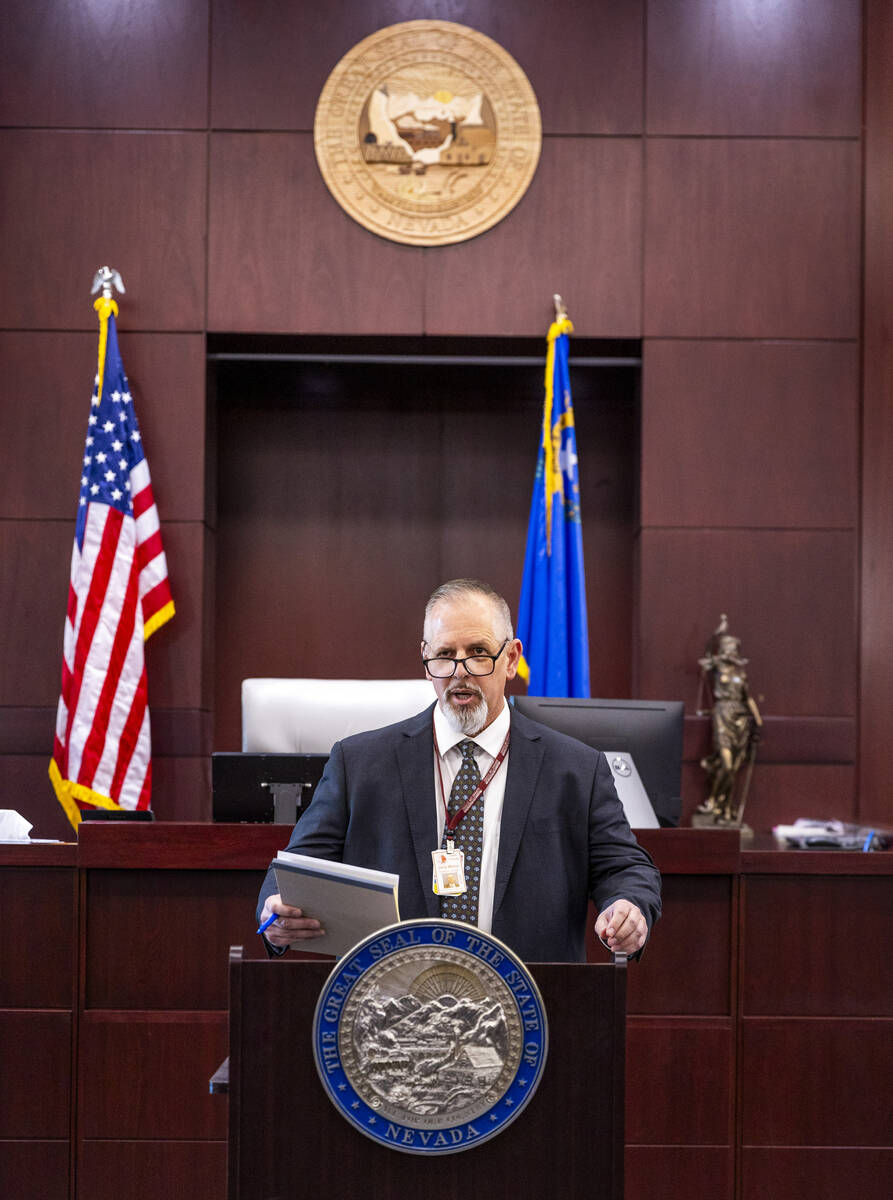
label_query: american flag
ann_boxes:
[49,299,174,828]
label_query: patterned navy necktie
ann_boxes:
[440,739,484,924]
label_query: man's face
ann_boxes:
[422,592,521,735]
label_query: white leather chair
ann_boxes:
[241,677,437,753]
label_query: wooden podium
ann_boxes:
[225,948,627,1200]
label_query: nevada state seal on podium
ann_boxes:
[312,919,548,1154]
[224,927,626,1198]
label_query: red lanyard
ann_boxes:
[433,720,510,833]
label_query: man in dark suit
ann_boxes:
[257,579,660,962]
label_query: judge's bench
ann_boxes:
[1,823,890,1200]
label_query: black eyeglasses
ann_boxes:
[422,640,509,678]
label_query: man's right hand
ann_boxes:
[259,893,326,947]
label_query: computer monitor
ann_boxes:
[211,752,329,824]
[511,696,684,827]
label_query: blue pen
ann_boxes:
[257,912,278,936]
[861,829,876,852]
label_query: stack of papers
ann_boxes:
[772,819,888,850]
[0,810,33,841]
[273,850,401,957]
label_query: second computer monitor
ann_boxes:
[511,696,684,827]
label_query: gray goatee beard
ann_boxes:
[439,684,489,736]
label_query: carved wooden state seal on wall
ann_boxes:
[314,20,542,246]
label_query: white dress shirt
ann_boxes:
[432,699,511,934]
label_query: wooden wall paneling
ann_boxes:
[626,876,733,1015]
[202,363,218,790]
[578,363,637,700]
[0,332,114,520]
[626,1145,733,1200]
[742,876,893,1016]
[0,730,212,829]
[684,714,857,766]
[0,332,207,523]
[78,1013,228,1140]
[0,0,210,129]
[78,1140,226,1200]
[201,501,216,714]
[681,762,858,831]
[641,340,859,529]
[84,869,272,1011]
[148,709,213,760]
[207,133,426,335]
[0,131,207,332]
[860,0,893,826]
[739,846,893,878]
[0,866,75,1008]
[211,355,637,748]
[646,0,862,136]
[423,137,643,337]
[741,1148,893,1200]
[0,520,74,706]
[473,0,644,135]
[0,1141,70,1200]
[74,820,286,869]
[147,755,211,823]
[740,1018,893,1145]
[0,852,76,1199]
[636,529,857,716]
[681,717,858,827]
[635,827,740,874]
[0,1011,71,1136]
[438,363,636,698]
[588,874,735,1014]
[625,1018,733,1145]
[643,138,860,338]
[733,764,859,833]
[0,686,205,835]
[210,0,644,136]
[212,363,440,748]
[210,0,360,131]
[734,859,888,1195]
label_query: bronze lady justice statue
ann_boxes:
[696,615,762,826]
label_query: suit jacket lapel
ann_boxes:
[395,703,440,917]
[493,710,544,916]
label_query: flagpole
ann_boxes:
[90,268,126,418]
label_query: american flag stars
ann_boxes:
[76,364,142,529]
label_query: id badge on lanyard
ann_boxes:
[430,724,509,897]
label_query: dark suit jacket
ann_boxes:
[257,703,661,963]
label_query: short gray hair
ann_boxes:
[422,579,514,644]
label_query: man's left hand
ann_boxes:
[595,900,648,955]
